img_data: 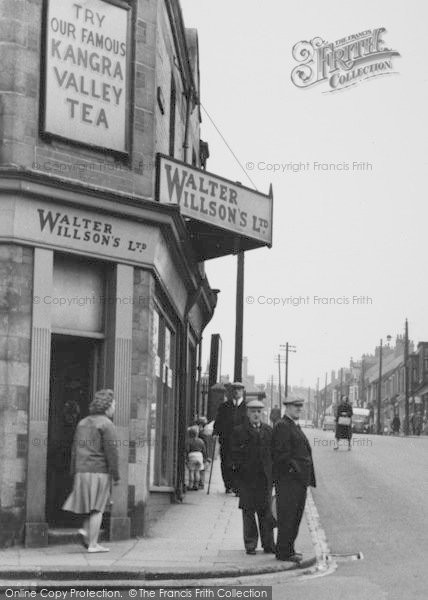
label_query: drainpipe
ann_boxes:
[182,86,196,163]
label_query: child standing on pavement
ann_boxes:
[196,416,212,489]
[186,425,207,491]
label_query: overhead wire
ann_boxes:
[200,102,259,191]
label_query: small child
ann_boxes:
[186,425,207,491]
[196,416,211,489]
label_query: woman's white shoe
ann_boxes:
[87,544,110,553]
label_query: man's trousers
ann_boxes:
[275,478,307,559]
[220,441,235,490]
[242,506,275,552]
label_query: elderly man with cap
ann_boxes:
[213,382,247,494]
[231,398,275,555]
[272,396,316,563]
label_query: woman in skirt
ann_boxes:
[63,389,120,553]
[334,396,353,451]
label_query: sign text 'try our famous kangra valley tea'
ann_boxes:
[43,0,129,152]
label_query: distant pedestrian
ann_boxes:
[272,397,316,563]
[334,396,353,450]
[186,425,207,491]
[414,413,423,436]
[214,382,247,494]
[269,406,282,427]
[62,389,119,553]
[231,399,275,555]
[391,414,400,435]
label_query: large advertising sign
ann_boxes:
[156,155,273,245]
[42,0,130,153]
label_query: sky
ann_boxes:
[179,0,428,389]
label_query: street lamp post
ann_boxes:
[377,335,392,434]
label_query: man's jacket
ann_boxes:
[272,416,316,487]
[231,420,273,510]
[213,400,247,444]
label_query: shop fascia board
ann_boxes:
[0,169,215,315]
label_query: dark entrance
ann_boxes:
[46,335,100,526]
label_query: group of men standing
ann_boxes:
[213,382,316,563]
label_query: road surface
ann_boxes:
[272,428,428,600]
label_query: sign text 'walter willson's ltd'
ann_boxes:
[157,156,273,245]
[43,0,129,152]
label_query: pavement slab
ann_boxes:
[0,457,316,582]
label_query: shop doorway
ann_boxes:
[46,335,100,526]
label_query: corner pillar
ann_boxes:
[25,249,53,547]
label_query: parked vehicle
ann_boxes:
[322,415,336,431]
[352,408,371,433]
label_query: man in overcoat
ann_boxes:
[213,382,247,493]
[231,399,275,555]
[272,397,316,562]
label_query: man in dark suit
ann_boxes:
[231,399,275,555]
[272,397,316,563]
[213,382,247,493]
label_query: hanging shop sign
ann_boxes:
[156,155,273,246]
[41,0,131,153]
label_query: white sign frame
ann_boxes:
[41,0,131,155]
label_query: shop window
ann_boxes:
[52,254,105,335]
[149,308,176,488]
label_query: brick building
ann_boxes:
[0,0,273,549]
[0,0,220,549]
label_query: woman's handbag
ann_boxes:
[338,416,351,426]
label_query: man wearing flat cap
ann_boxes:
[231,399,275,555]
[213,382,247,493]
[272,397,316,563]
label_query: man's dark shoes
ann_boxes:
[287,553,303,563]
[276,553,303,563]
[246,548,257,555]
[263,546,276,554]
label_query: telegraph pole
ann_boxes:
[315,377,320,427]
[277,354,282,404]
[281,343,296,400]
[324,372,328,418]
[404,318,410,435]
[377,339,383,435]
[360,357,365,408]
[285,343,289,399]
[270,374,274,410]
